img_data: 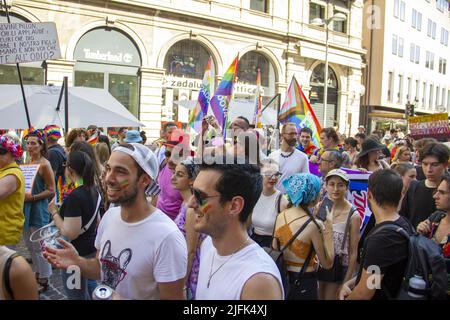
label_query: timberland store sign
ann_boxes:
[163,76,266,95]
[82,49,133,64]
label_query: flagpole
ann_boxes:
[2,0,32,129]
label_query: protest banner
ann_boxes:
[309,162,371,230]
[408,113,450,140]
[0,22,61,65]
[20,164,40,194]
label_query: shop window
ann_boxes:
[164,40,211,79]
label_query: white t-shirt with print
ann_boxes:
[94,207,187,300]
[196,237,283,300]
[268,149,309,193]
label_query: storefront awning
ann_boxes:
[368,112,405,119]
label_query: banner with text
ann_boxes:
[0,22,61,64]
[408,113,450,139]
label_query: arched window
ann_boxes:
[0,13,45,85]
[309,64,339,127]
[238,51,271,86]
[74,28,142,117]
[163,40,211,79]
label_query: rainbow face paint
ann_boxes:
[119,179,130,189]
[200,203,212,215]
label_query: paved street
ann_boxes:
[17,239,67,300]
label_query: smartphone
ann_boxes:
[317,197,334,221]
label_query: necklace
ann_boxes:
[207,237,250,289]
[280,149,294,158]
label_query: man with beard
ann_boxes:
[268,123,309,193]
[190,156,283,299]
[44,143,187,300]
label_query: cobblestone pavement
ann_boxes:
[16,239,67,300]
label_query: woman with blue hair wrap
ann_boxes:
[272,173,334,300]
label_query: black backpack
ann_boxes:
[369,223,447,300]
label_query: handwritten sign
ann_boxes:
[20,164,40,194]
[408,113,450,139]
[0,22,61,64]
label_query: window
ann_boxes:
[394,0,399,18]
[392,35,398,55]
[439,58,447,74]
[426,51,435,69]
[430,52,435,69]
[417,12,422,31]
[436,86,440,108]
[437,0,448,12]
[441,28,449,46]
[432,22,437,39]
[410,43,415,62]
[407,77,412,101]
[398,75,403,103]
[412,9,417,28]
[427,19,432,37]
[398,37,404,57]
[415,79,420,101]
[415,45,420,64]
[250,0,269,13]
[442,88,446,107]
[309,2,325,23]
[429,85,434,109]
[164,40,211,79]
[400,1,406,21]
[388,72,393,102]
[422,82,427,107]
[333,10,347,33]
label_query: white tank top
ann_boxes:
[196,237,283,300]
[252,191,281,235]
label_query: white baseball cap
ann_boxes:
[113,143,158,181]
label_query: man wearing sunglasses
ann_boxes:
[190,156,283,300]
[0,135,25,247]
[44,143,187,300]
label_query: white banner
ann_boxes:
[20,164,40,194]
[0,22,61,64]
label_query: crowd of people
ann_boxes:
[0,118,449,301]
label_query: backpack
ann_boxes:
[368,223,447,300]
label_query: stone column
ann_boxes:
[139,67,165,141]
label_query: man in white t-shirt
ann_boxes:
[268,123,309,193]
[188,155,283,300]
[44,143,187,300]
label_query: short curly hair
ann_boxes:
[65,128,88,150]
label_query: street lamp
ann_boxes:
[311,12,347,127]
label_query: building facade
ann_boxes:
[362,0,450,132]
[1,0,365,140]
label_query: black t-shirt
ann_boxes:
[358,216,414,300]
[59,186,99,256]
[399,180,437,228]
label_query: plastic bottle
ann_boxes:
[408,275,426,299]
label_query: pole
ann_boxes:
[2,0,32,129]
[64,77,69,133]
[323,21,329,128]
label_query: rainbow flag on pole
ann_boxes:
[87,131,99,146]
[278,77,321,148]
[209,55,239,133]
[252,68,262,128]
[189,57,214,132]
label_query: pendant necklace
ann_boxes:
[207,237,250,289]
[280,149,294,158]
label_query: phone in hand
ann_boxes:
[317,197,334,221]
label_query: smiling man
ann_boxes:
[44,143,187,300]
[189,156,283,300]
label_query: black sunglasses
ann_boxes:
[0,147,8,155]
[165,150,172,158]
[192,189,220,207]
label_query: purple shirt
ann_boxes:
[156,165,183,220]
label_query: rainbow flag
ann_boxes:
[209,55,239,133]
[87,131,99,146]
[252,69,263,128]
[189,57,214,132]
[55,175,63,206]
[278,77,321,148]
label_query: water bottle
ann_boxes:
[408,275,427,299]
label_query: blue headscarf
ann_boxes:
[282,173,321,207]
